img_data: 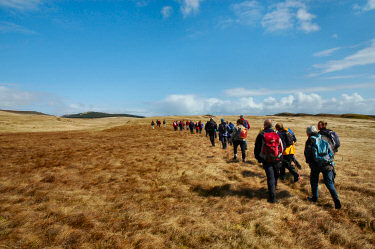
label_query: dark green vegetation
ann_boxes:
[62,112,145,119]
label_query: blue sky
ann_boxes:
[0,0,375,116]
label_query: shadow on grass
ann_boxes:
[192,184,291,200]
[225,159,258,165]
[242,170,263,178]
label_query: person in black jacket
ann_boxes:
[254,119,284,203]
[304,125,341,209]
[189,120,195,134]
[206,118,217,146]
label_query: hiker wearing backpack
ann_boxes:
[218,118,229,149]
[151,120,155,129]
[206,118,217,146]
[231,119,248,162]
[304,125,341,209]
[227,122,234,146]
[254,119,284,203]
[275,123,300,183]
[205,120,209,137]
[318,121,340,153]
[163,120,166,128]
[286,128,302,169]
[157,120,161,128]
[240,115,250,150]
[173,121,178,131]
[179,121,184,131]
[189,120,195,134]
[186,120,190,131]
[200,121,203,134]
[195,122,200,134]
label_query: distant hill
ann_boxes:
[62,112,145,119]
[0,109,50,116]
[273,112,375,120]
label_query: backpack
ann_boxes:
[243,119,250,129]
[239,127,247,139]
[320,129,340,152]
[282,129,294,147]
[311,135,335,167]
[261,132,282,163]
[288,128,297,142]
[219,123,227,134]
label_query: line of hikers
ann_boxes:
[151,117,342,209]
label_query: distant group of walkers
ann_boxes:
[151,117,342,209]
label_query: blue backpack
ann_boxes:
[311,134,335,167]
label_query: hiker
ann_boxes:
[173,121,178,131]
[199,121,203,134]
[195,121,200,134]
[205,120,209,137]
[254,119,283,203]
[157,120,161,128]
[151,120,155,129]
[232,119,247,161]
[179,121,184,131]
[318,121,341,153]
[206,118,217,146]
[227,122,234,146]
[286,127,302,169]
[189,120,195,134]
[304,125,341,209]
[218,118,229,149]
[163,120,166,128]
[275,123,300,182]
[240,115,250,150]
[186,120,190,131]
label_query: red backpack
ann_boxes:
[261,132,282,163]
[239,128,248,139]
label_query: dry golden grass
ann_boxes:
[0,113,374,248]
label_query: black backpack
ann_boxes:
[282,129,294,147]
[219,123,226,133]
[319,129,340,152]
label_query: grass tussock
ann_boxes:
[0,115,374,248]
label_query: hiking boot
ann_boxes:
[334,199,342,209]
[307,196,317,203]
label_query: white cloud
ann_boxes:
[161,6,173,19]
[151,92,375,115]
[313,47,341,57]
[313,39,375,75]
[0,21,35,34]
[364,0,375,10]
[356,0,375,12]
[0,85,106,115]
[231,1,264,26]
[0,86,41,106]
[180,0,203,17]
[296,8,320,33]
[0,0,42,11]
[332,34,338,39]
[224,83,375,97]
[261,0,319,33]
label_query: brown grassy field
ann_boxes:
[0,113,374,248]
